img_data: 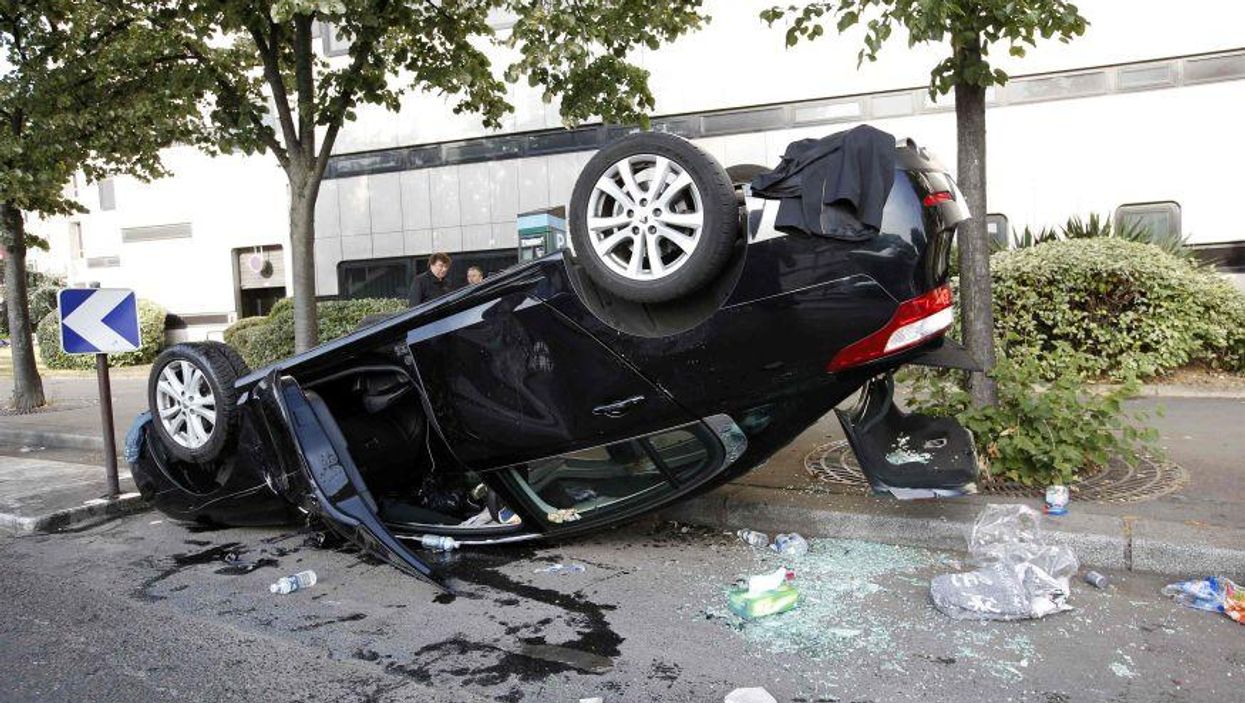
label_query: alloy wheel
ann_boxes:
[585,153,705,282]
[154,359,217,449]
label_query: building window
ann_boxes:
[321,23,351,57]
[69,222,84,259]
[338,257,413,300]
[985,213,1009,249]
[98,179,116,211]
[1115,201,1181,241]
[122,223,193,243]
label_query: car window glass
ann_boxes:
[510,427,712,518]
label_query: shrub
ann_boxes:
[241,297,406,368]
[0,269,63,338]
[1003,212,1194,260]
[36,298,167,370]
[991,238,1245,379]
[222,316,267,365]
[908,351,1158,486]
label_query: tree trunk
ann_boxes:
[288,176,319,352]
[1,203,46,413]
[954,81,998,406]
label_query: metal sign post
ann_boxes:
[95,353,120,497]
[57,288,140,500]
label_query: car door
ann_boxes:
[406,287,697,470]
[253,371,445,590]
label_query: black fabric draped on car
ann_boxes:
[749,124,897,241]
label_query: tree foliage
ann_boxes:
[0,1,205,411]
[0,0,204,224]
[154,0,709,170]
[154,0,708,351]
[760,0,1088,96]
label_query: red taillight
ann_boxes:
[827,285,954,373]
[922,191,953,206]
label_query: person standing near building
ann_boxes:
[407,252,455,306]
[466,265,484,285]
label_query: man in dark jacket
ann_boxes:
[407,252,455,306]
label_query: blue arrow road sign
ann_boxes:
[58,288,141,354]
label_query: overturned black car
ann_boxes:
[131,125,979,589]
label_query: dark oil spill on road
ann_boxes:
[215,557,279,575]
[130,542,265,601]
[292,612,368,631]
[370,548,625,693]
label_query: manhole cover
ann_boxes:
[804,440,1188,504]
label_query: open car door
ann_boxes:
[253,371,447,591]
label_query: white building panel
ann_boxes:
[367,172,403,234]
[336,176,371,236]
[399,170,432,231]
[429,167,461,228]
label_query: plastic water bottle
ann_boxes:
[421,535,458,552]
[736,529,769,548]
[771,533,809,557]
[1161,577,1226,612]
[270,570,317,595]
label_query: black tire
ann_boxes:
[725,163,769,188]
[147,343,241,463]
[569,132,738,303]
[197,340,251,378]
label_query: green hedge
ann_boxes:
[909,353,1157,486]
[992,238,1245,379]
[227,297,406,368]
[35,299,167,369]
[0,269,63,338]
[222,316,267,366]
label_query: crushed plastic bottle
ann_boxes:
[770,533,809,557]
[1161,577,1231,612]
[269,570,317,595]
[736,529,769,548]
[420,535,459,552]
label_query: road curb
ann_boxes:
[1132,384,1245,400]
[0,427,107,452]
[0,492,149,535]
[661,484,1245,580]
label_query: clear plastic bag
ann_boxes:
[930,504,1079,620]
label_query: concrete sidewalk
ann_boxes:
[664,395,1245,580]
[0,372,147,451]
[0,452,143,534]
[1,373,149,533]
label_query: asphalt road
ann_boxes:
[1,513,1241,703]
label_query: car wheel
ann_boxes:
[569,131,738,303]
[198,340,251,378]
[147,343,241,463]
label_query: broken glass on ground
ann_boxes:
[929,504,1078,621]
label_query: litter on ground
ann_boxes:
[724,687,778,703]
[929,504,1078,620]
[1161,576,1245,624]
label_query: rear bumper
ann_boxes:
[835,373,977,492]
